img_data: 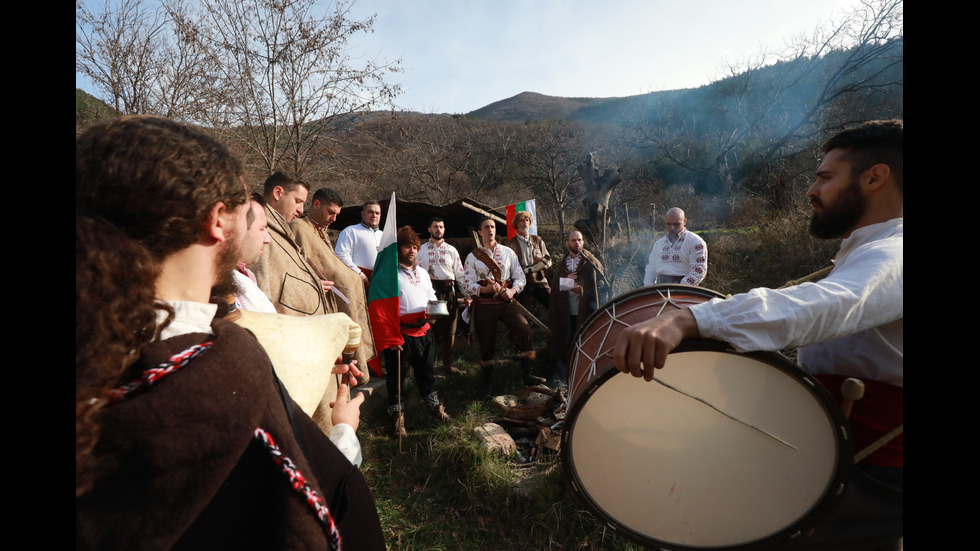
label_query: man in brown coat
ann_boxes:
[251,174,359,427]
[291,187,377,379]
[76,116,384,549]
[251,172,332,316]
[548,230,609,385]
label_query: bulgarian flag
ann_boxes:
[367,192,403,377]
[505,199,538,240]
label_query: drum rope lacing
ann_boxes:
[107,341,343,551]
[570,287,702,397]
[570,287,798,450]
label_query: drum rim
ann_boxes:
[568,284,727,402]
[572,284,726,348]
[560,338,854,551]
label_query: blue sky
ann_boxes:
[77,0,862,114]
[345,0,860,113]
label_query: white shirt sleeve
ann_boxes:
[334,227,362,274]
[643,243,658,286]
[691,235,902,352]
[327,423,363,467]
[681,235,707,286]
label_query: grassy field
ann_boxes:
[357,341,647,551]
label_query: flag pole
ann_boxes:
[397,348,402,454]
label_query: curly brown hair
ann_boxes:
[76,116,245,496]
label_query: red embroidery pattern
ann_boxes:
[106,341,215,404]
[106,341,342,549]
[254,427,343,550]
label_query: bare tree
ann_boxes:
[517,119,586,238]
[150,1,225,124]
[383,116,517,204]
[76,0,166,115]
[198,0,401,176]
[575,152,622,255]
[77,0,402,180]
[625,0,902,205]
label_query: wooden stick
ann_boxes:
[840,377,866,419]
[397,348,402,454]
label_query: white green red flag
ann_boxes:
[505,199,538,240]
[367,192,402,376]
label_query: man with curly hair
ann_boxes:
[76,116,384,550]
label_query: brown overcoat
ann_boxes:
[251,204,332,317]
[548,249,609,359]
[291,214,377,373]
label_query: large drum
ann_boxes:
[561,285,852,550]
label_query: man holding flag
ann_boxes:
[368,198,450,436]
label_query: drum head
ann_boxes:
[562,339,852,550]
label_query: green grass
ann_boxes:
[358,337,646,551]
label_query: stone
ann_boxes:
[473,422,517,456]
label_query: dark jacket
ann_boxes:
[548,249,608,359]
[76,319,386,550]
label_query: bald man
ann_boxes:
[548,230,608,385]
[642,207,707,286]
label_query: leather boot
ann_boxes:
[424,391,451,422]
[521,357,546,386]
[391,411,407,437]
[430,402,451,422]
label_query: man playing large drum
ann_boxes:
[613,120,903,550]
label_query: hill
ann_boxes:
[467,91,606,122]
[466,37,903,130]
[76,88,118,131]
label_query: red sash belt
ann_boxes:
[399,311,429,337]
[815,374,903,468]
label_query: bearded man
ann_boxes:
[613,120,903,550]
[548,230,608,385]
[418,217,469,375]
[504,210,552,310]
[383,226,451,437]
[76,116,385,549]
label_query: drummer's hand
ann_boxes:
[321,279,334,293]
[613,309,701,381]
[329,384,364,431]
[332,357,363,387]
[503,288,517,301]
[388,344,403,352]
